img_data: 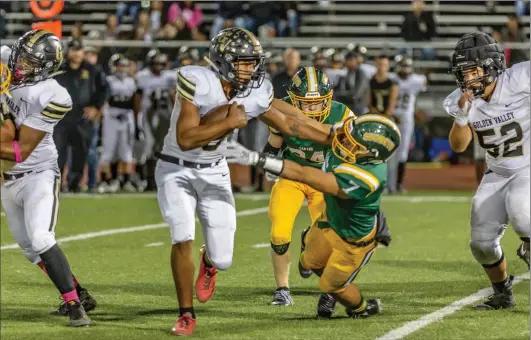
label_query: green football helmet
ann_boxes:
[287,66,333,122]
[332,114,401,165]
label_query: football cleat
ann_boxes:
[66,300,91,327]
[171,313,196,336]
[51,287,97,316]
[270,288,294,306]
[473,275,516,310]
[346,299,383,319]
[195,246,218,303]
[517,243,530,269]
[298,228,313,279]
[316,293,337,318]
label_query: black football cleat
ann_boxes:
[517,243,530,269]
[51,288,97,316]
[346,299,383,319]
[316,293,337,318]
[66,300,91,327]
[270,288,294,306]
[298,228,313,279]
[473,275,516,310]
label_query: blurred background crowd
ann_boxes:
[0,0,529,193]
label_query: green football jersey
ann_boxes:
[319,151,387,239]
[279,97,354,168]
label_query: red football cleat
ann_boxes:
[171,313,196,336]
[195,246,218,303]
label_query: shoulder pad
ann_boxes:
[177,66,211,98]
[38,82,72,120]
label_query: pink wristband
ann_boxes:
[12,141,22,163]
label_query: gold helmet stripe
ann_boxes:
[355,114,401,138]
[27,30,51,48]
[239,28,260,47]
[305,66,318,93]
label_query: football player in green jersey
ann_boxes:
[222,114,400,318]
[264,66,355,306]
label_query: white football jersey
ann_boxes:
[105,75,136,118]
[134,68,177,114]
[443,61,530,177]
[394,73,427,122]
[161,65,273,163]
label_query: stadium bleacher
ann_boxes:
[3,0,529,116]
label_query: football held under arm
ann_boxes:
[175,68,247,151]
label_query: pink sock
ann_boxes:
[62,289,79,303]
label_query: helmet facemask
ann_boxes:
[289,90,333,123]
[452,62,496,98]
[228,55,266,97]
[332,118,371,163]
[9,46,45,85]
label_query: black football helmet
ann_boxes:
[146,49,168,74]
[177,46,200,66]
[207,27,266,97]
[109,53,130,78]
[8,29,64,85]
[394,54,413,79]
[451,31,506,98]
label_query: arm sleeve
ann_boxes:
[333,163,379,200]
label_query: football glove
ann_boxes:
[222,141,284,175]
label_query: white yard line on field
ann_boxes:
[0,207,269,251]
[375,272,530,340]
[58,192,472,203]
[144,242,165,247]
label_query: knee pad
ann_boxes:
[30,231,56,255]
[470,239,503,266]
[271,242,290,255]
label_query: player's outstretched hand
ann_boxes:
[458,90,473,113]
[226,102,248,129]
[222,140,259,166]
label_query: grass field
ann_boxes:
[1,191,529,340]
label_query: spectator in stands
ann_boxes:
[499,14,529,66]
[247,2,281,38]
[311,47,329,71]
[71,21,84,40]
[134,10,153,41]
[0,9,6,39]
[210,1,248,39]
[102,14,120,41]
[515,0,530,17]
[277,2,298,37]
[157,16,193,41]
[167,1,204,37]
[265,51,282,80]
[150,1,164,32]
[334,51,370,115]
[116,1,141,24]
[272,48,301,98]
[400,0,436,60]
[54,39,108,193]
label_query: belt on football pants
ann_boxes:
[155,151,223,170]
[2,170,44,182]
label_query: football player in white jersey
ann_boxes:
[133,50,176,191]
[392,55,427,192]
[99,54,137,193]
[444,31,530,310]
[156,27,334,336]
[0,30,94,326]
